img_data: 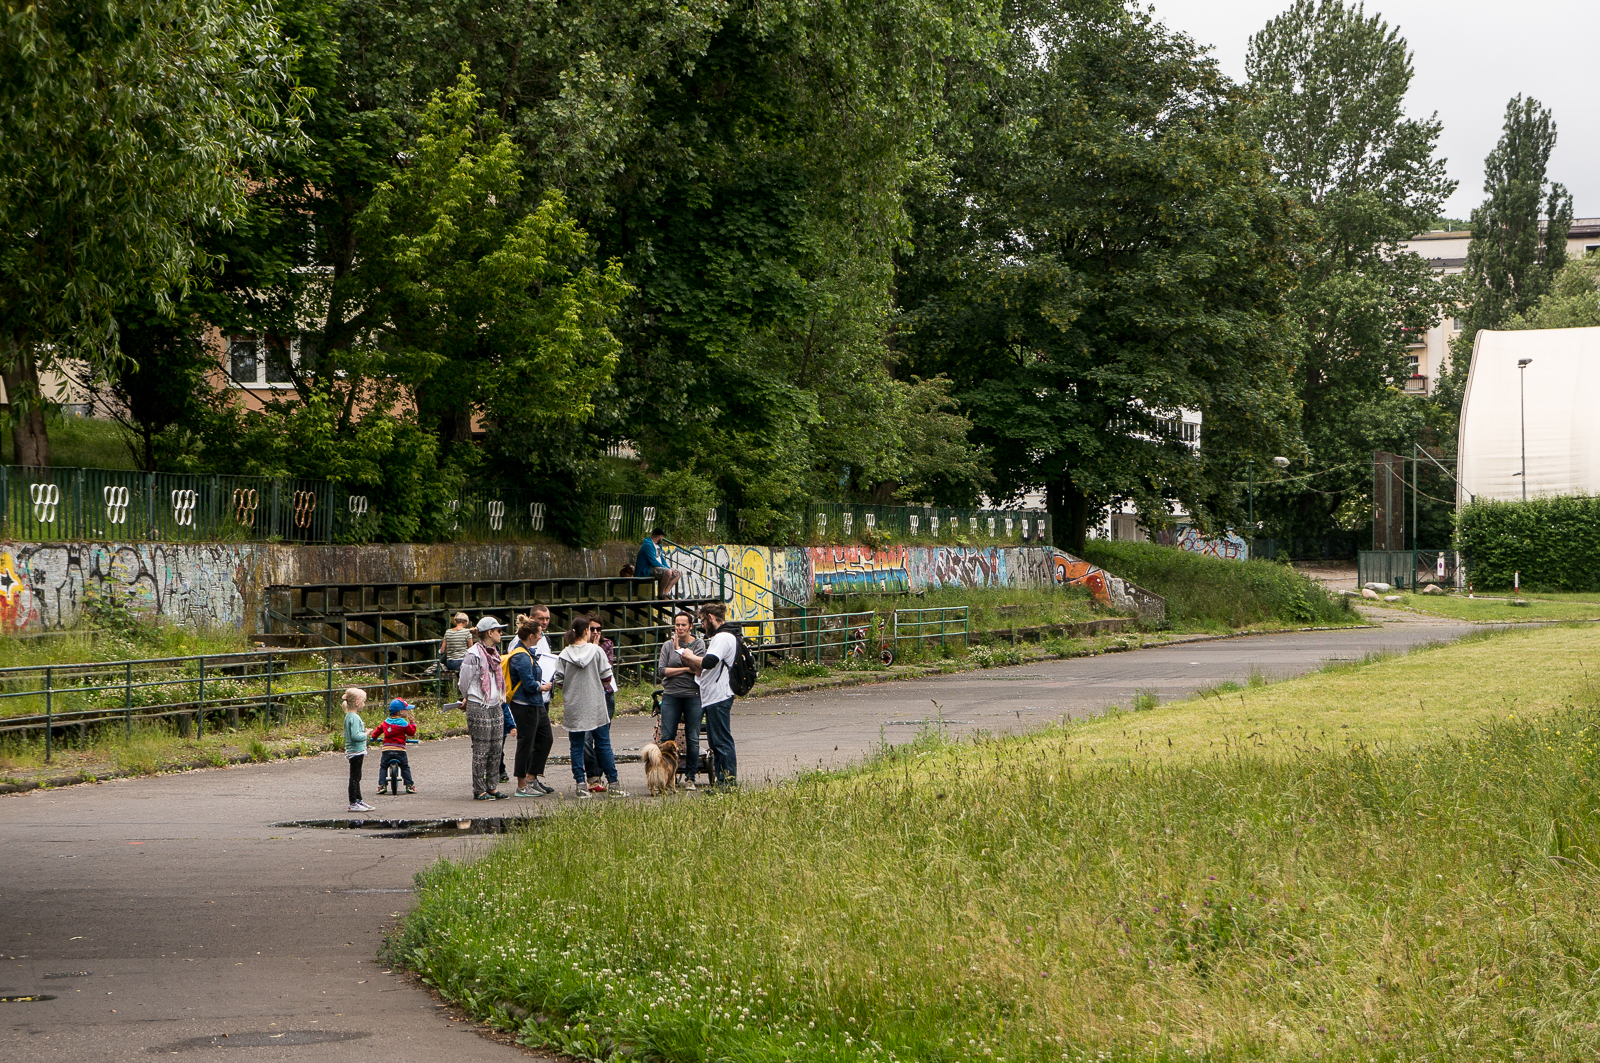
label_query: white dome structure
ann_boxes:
[1458,326,1600,504]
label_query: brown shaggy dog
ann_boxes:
[642,740,679,795]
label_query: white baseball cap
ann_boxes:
[475,616,504,633]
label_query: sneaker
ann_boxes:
[349,801,374,812]
[532,778,556,795]
[683,779,697,791]
[513,787,541,798]
[606,784,629,798]
[405,785,416,794]
[589,780,607,793]
[500,772,510,783]
[575,781,593,799]
[474,792,497,801]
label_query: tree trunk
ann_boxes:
[1047,476,1092,555]
[2,337,51,467]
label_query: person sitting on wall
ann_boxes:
[636,528,681,599]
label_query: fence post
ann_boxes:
[197,656,206,741]
[125,661,133,740]
[44,666,52,763]
[324,648,334,726]
[73,469,84,540]
[265,651,274,726]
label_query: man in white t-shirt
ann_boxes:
[680,601,739,787]
[529,605,559,682]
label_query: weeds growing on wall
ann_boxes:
[1079,540,1351,629]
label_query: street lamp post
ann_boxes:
[1518,358,1532,502]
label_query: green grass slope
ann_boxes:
[1080,539,1352,629]
[396,624,1600,1063]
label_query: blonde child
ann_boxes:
[343,687,373,812]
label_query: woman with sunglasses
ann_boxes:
[552,614,626,797]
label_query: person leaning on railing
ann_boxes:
[440,612,473,673]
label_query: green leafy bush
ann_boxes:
[1080,540,1349,629]
[1457,495,1600,591]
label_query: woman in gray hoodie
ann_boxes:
[552,614,626,797]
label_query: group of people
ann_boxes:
[405,601,738,802]
[337,528,742,808]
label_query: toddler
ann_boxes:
[342,687,373,812]
[370,699,418,795]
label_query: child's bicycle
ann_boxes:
[846,620,896,666]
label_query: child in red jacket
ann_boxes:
[369,699,418,795]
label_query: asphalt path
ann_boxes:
[1,611,1472,1061]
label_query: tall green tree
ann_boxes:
[1243,0,1455,539]
[1436,95,1573,415]
[0,0,300,466]
[901,3,1302,552]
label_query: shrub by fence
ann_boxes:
[1079,540,1349,629]
[1457,496,1600,592]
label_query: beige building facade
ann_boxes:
[1398,218,1600,395]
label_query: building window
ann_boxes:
[228,333,315,387]
[1586,244,1600,257]
[1451,317,1465,331]
[229,338,258,383]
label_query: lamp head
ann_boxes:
[1518,358,1532,367]
[1272,456,1290,468]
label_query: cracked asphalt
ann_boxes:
[0,609,1472,1061]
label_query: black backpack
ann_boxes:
[726,625,759,697]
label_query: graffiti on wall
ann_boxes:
[1052,550,1165,620]
[0,541,249,633]
[1160,525,1248,561]
[661,544,776,638]
[809,546,910,596]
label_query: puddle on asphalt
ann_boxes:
[150,1030,370,1051]
[273,817,536,840]
[1,994,56,1002]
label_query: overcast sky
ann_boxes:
[1150,0,1599,222]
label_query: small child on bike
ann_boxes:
[369,699,418,795]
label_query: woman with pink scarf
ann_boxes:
[456,615,510,800]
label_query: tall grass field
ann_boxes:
[396,625,1600,1062]
[1080,540,1352,630]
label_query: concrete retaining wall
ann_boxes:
[0,538,1164,634]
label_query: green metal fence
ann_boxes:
[0,465,1050,548]
[0,639,443,761]
[893,606,971,656]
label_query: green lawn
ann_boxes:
[2,413,138,469]
[1383,591,1600,623]
[396,623,1600,1063]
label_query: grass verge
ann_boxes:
[395,623,1600,1063]
[1081,539,1354,630]
[1381,591,1600,624]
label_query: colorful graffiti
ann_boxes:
[808,545,911,596]
[660,544,776,638]
[0,541,249,633]
[1161,525,1248,561]
[1052,550,1165,620]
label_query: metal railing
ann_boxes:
[2,466,342,543]
[0,639,442,759]
[893,606,970,655]
[1,465,1050,548]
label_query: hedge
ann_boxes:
[1457,495,1600,591]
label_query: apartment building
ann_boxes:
[1397,217,1600,395]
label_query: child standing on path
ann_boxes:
[343,687,373,812]
[369,699,418,795]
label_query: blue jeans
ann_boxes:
[379,749,413,788]
[702,697,736,784]
[659,692,702,779]
[569,723,617,784]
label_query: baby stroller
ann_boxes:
[650,688,713,785]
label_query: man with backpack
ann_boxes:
[680,601,756,788]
